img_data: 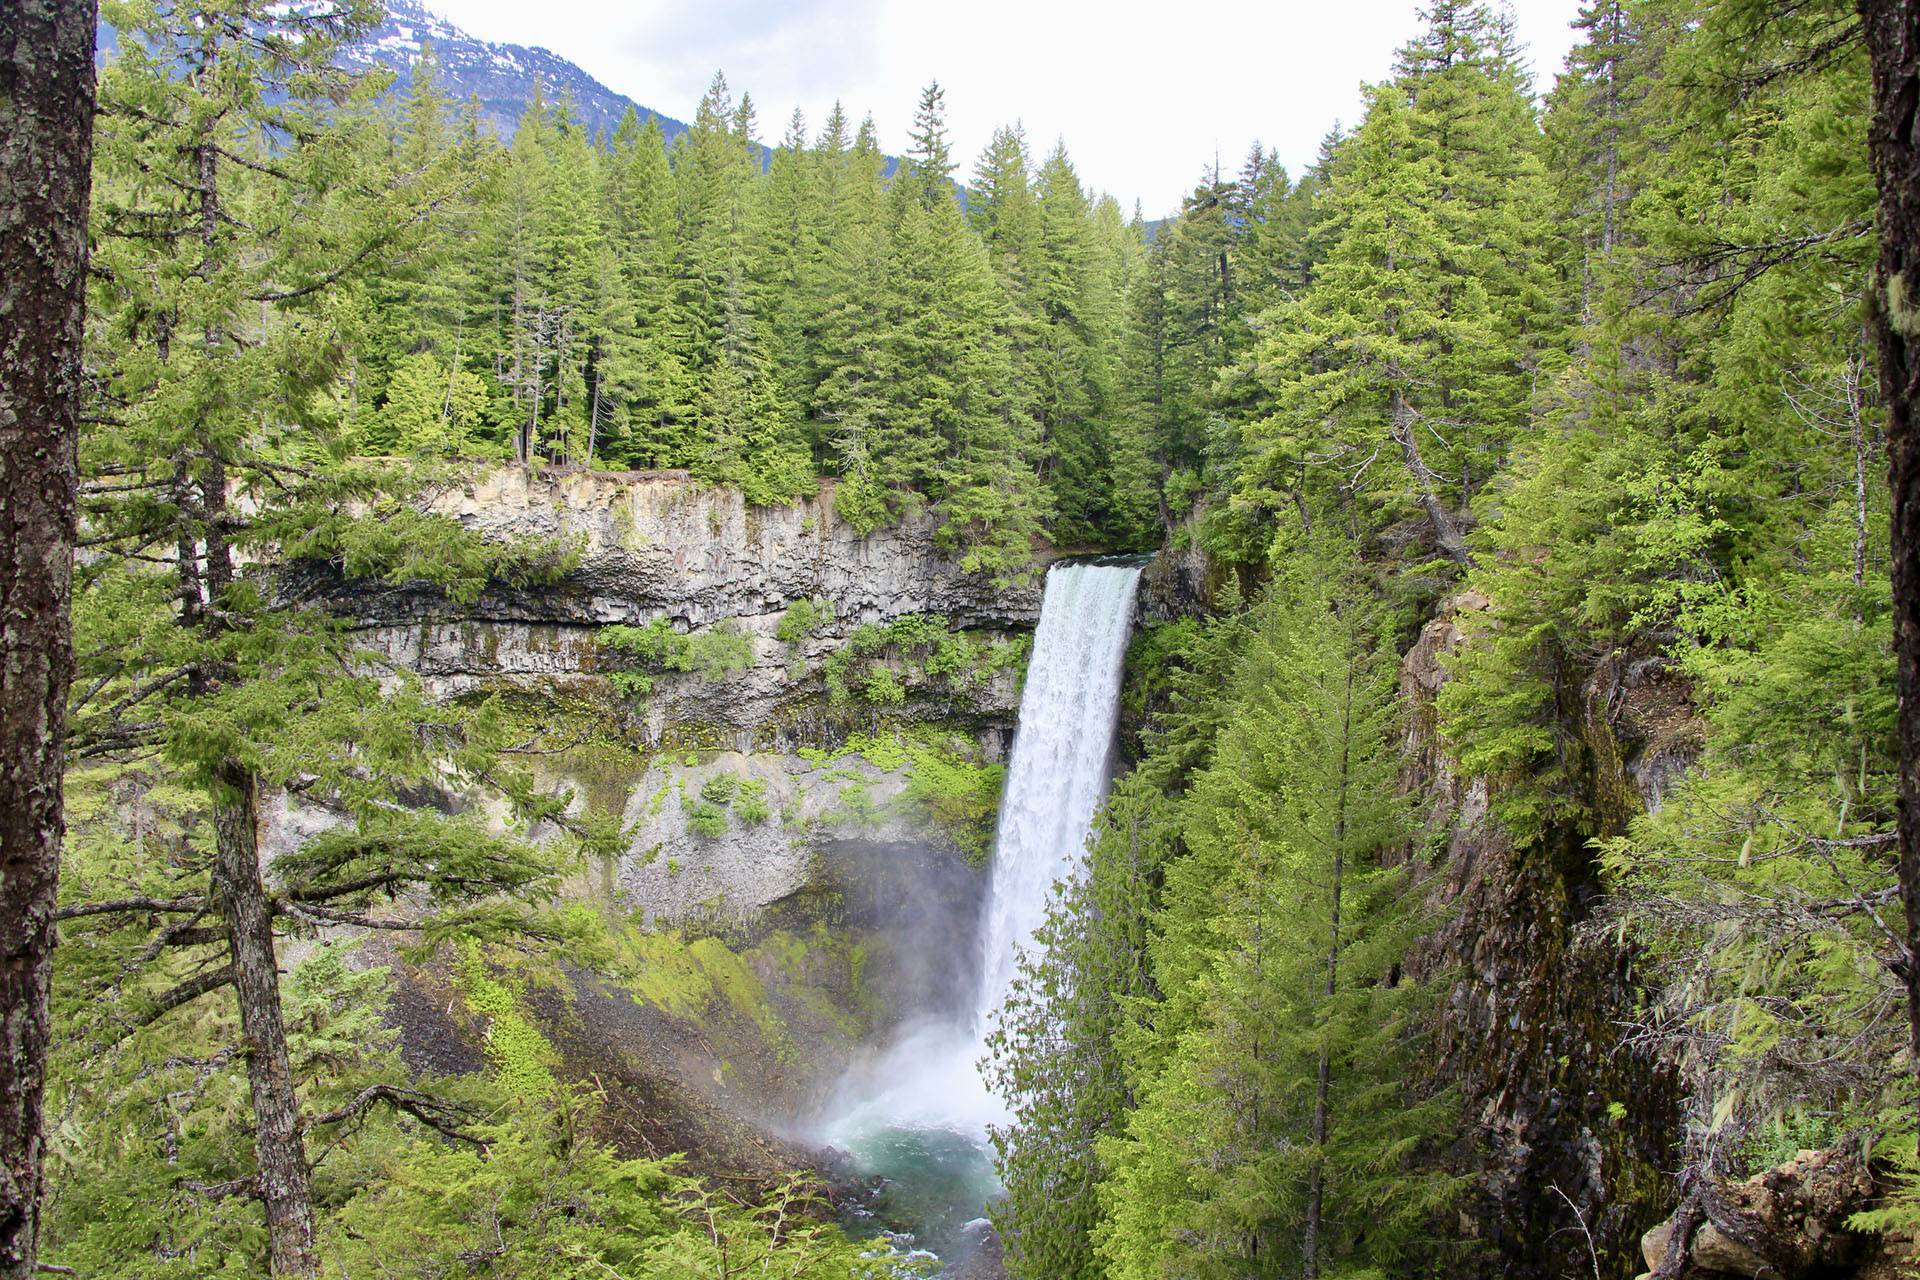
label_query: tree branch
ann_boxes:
[55,894,206,922]
[305,1085,484,1147]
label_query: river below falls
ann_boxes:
[832,1122,1002,1262]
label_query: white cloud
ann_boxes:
[425,0,1588,217]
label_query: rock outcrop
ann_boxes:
[304,469,1048,752]
[1400,590,1701,1279]
[1636,1148,1887,1279]
[316,468,1045,631]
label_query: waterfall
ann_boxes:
[821,561,1142,1152]
[818,561,1142,1257]
[968,561,1143,1042]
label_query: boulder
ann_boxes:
[1638,1148,1877,1278]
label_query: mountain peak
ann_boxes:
[347,0,690,145]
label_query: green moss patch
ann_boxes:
[453,941,559,1096]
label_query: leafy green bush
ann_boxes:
[820,614,1027,705]
[682,797,727,838]
[601,618,755,698]
[831,780,881,828]
[700,772,740,804]
[900,746,1005,865]
[776,597,835,644]
[800,730,1004,859]
[736,777,771,824]
[861,665,908,704]
[608,670,655,697]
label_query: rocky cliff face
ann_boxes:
[312,469,1048,751]
[327,468,1046,631]
[1401,591,1701,1280]
[280,470,1055,1163]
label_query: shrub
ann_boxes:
[776,597,834,645]
[601,618,754,698]
[682,797,727,839]
[819,614,1025,706]
[735,777,771,824]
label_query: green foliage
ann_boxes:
[897,742,1005,864]
[793,729,1005,857]
[682,796,729,839]
[830,779,882,828]
[60,9,644,1267]
[736,776,772,824]
[602,618,756,696]
[777,596,835,643]
[986,774,1174,1280]
[1239,6,1558,563]
[43,923,404,1274]
[322,1088,906,1279]
[1598,594,1900,1156]
[821,614,1025,706]
[991,543,1460,1280]
[367,352,496,456]
[699,772,741,804]
[454,943,559,1096]
[1105,550,1461,1280]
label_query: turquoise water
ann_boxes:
[835,1122,1002,1260]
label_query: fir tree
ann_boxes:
[1241,5,1559,564]
[1097,549,1460,1280]
[73,3,602,1270]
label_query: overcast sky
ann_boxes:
[426,0,1590,218]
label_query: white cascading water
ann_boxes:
[823,561,1143,1145]
[967,561,1143,1047]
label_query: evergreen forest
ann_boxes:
[2,0,1914,1277]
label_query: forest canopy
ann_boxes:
[17,0,1909,1277]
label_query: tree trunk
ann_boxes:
[1389,387,1475,567]
[194,435,316,1276]
[1860,0,1920,1161]
[212,765,316,1278]
[0,2,93,1275]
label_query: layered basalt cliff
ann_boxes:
[300,470,1038,751]
[278,470,1063,1166]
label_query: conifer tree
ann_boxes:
[1096,550,1459,1280]
[672,71,757,356]
[985,776,1174,1280]
[817,91,1049,574]
[1241,4,1558,562]
[0,1,92,1274]
[969,123,1041,295]
[748,107,829,441]
[74,4,598,1270]
[603,107,694,467]
[905,81,957,210]
[1030,143,1127,541]
[813,114,893,514]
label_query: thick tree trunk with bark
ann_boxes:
[0,2,93,1276]
[212,765,317,1278]
[1860,0,1920,1161]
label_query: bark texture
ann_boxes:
[213,766,317,1277]
[1861,0,1920,1160]
[0,2,93,1276]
